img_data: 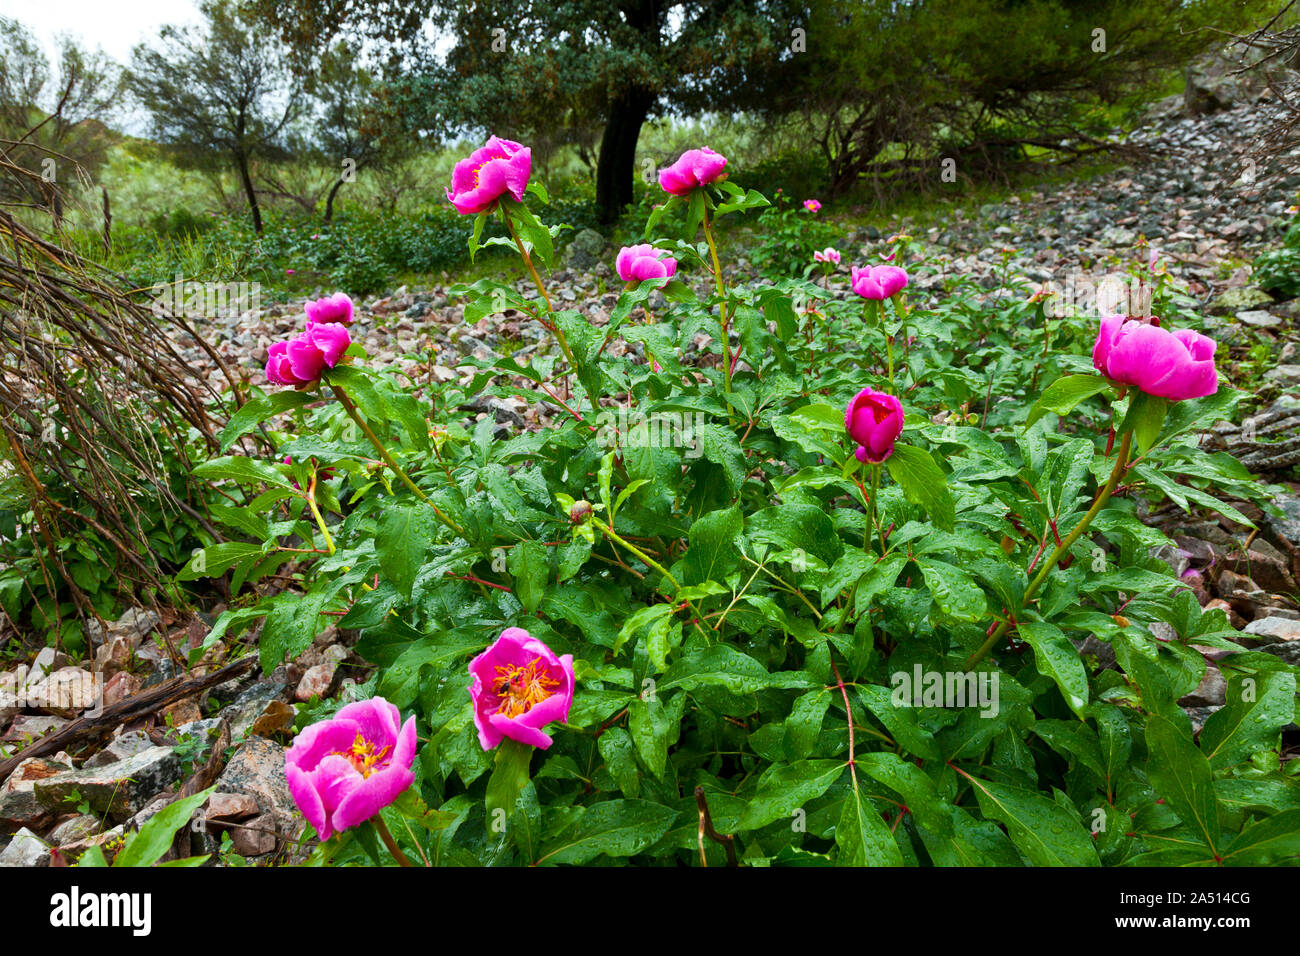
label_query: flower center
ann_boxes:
[493,656,560,718]
[332,732,391,778]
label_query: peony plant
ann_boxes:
[185,136,1296,869]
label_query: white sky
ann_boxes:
[0,0,202,66]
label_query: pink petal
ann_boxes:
[332,760,415,832]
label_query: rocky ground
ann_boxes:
[1,77,1298,866]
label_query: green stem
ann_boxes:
[598,520,708,637]
[700,206,732,393]
[502,208,576,372]
[869,464,883,555]
[893,295,911,385]
[599,520,678,588]
[305,472,335,555]
[372,815,415,868]
[329,383,465,538]
[964,431,1133,669]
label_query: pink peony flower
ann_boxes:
[804,199,822,212]
[306,291,354,327]
[468,627,574,750]
[658,147,728,197]
[851,265,909,300]
[813,248,841,265]
[265,322,351,387]
[845,387,904,464]
[615,244,678,282]
[1092,316,1218,402]
[445,136,532,215]
[285,697,417,841]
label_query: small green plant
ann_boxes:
[62,789,93,817]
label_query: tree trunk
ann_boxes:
[324,176,346,222]
[234,150,263,234]
[595,86,654,225]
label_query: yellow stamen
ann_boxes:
[331,732,391,778]
[493,657,560,719]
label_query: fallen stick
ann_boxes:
[0,656,255,782]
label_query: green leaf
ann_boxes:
[540,584,621,650]
[1199,670,1296,771]
[376,504,430,598]
[965,776,1099,866]
[855,684,940,760]
[836,788,904,866]
[219,390,313,451]
[113,787,215,868]
[856,752,954,839]
[597,728,641,798]
[748,504,843,569]
[74,845,109,867]
[737,760,845,830]
[1145,716,1221,853]
[1119,390,1168,454]
[176,543,265,582]
[1024,374,1112,428]
[696,423,747,494]
[207,505,269,541]
[484,739,533,833]
[785,690,831,761]
[259,587,335,673]
[193,455,295,490]
[508,539,549,614]
[885,443,955,531]
[916,557,986,621]
[537,800,678,865]
[663,644,816,696]
[1018,621,1089,715]
[680,506,742,586]
[1220,809,1300,865]
[627,695,685,778]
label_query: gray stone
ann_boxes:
[1242,616,1300,646]
[1184,705,1222,735]
[1207,287,1273,314]
[214,737,296,833]
[1261,641,1300,667]
[1179,664,1227,708]
[59,824,125,863]
[206,792,260,822]
[169,717,224,746]
[2,715,67,742]
[48,814,101,846]
[0,757,71,832]
[86,607,160,648]
[34,747,182,821]
[295,647,345,702]
[219,681,288,739]
[130,794,176,831]
[0,827,50,867]
[0,672,17,728]
[1075,636,1116,669]
[1152,545,1189,578]
[1236,309,1282,328]
[25,666,100,716]
[1264,365,1300,387]
[83,731,155,769]
[229,812,278,856]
